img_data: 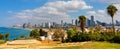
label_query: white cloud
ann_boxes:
[87,10,111,23]
[45,0,92,12]
[98,10,105,14]
[11,0,92,24]
[113,4,120,22]
[87,11,96,15]
[15,7,69,23]
[87,4,120,23]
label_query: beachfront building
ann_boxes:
[39,29,54,41]
[39,28,67,41]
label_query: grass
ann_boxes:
[54,46,80,49]
[88,42,120,49]
[0,40,120,49]
[54,42,120,49]
[0,40,5,44]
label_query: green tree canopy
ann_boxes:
[30,29,40,38]
[107,5,118,33]
[5,33,10,41]
[78,15,86,33]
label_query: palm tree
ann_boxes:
[107,5,118,33]
[78,15,86,33]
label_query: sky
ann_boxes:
[0,0,120,27]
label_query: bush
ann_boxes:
[66,27,78,42]
[65,27,120,43]
[99,36,108,41]
[67,32,90,42]
[13,38,19,40]
[20,35,25,38]
[5,33,10,41]
[53,38,60,41]
[0,34,4,40]
[30,29,40,38]
[110,34,120,43]
[71,32,82,42]
[0,40,5,44]
[89,33,101,41]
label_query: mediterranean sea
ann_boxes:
[0,27,31,40]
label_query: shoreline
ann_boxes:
[0,27,31,40]
[0,27,33,31]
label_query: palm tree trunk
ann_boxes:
[112,17,115,33]
[80,23,84,33]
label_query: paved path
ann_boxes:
[36,42,88,49]
[0,40,90,49]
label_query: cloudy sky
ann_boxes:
[0,0,120,27]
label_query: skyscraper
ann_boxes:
[61,20,63,27]
[91,16,94,22]
[34,24,37,28]
[72,19,74,25]
[27,22,31,28]
[42,22,45,28]
[90,16,95,26]
[48,22,51,28]
[75,19,78,26]
[86,19,91,27]
[116,20,120,26]
[53,22,56,27]
[45,22,50,28]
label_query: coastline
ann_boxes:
[0,27,31,40]
[2,27,33,31]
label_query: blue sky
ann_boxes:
[0,0,120,27]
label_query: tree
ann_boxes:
[20,35,25,38]
[30,29,40,38]
[107,5,118,33]
[78,15,86,33]
[94,25,101,33]
[53,28,66,42]
[0,34,4,40]
[67,27,77,39]
[5,33,10,41]
[111,34,120,43]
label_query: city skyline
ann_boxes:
[0,0,120,27]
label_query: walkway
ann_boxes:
[0,39,90,49]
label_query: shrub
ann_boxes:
[20,35,25,38]
[65,27,120,43]
[99,35,109,41]
[13,38,19,40]
[0,40,5,44]
[69,32,90,42]
[71,32,82,42]
[66,27,78,42]
[0,34,4,40]
[30,29,40,38]
[53,29,66,41]
[110,34,120,43]
[5,33,10,42]
[89,33,101,41]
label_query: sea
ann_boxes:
[0,27,31,40]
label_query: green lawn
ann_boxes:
[54,46,80,49]
[54,42,120,49]
[85,42,120,49]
